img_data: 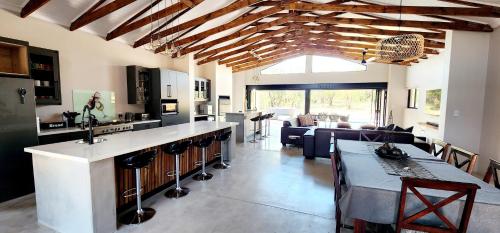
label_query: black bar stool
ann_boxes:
[214,131,232,169]
[193,136,215,181]
[249,116,261,143]
[262,114,271,138]
[163,140,192,198]
[119,150,157,225]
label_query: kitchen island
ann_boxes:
[24,121,237,233]
[225,110,262,143]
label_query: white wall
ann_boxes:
[0,9,171,122]
[444,31,490,156]
[386,65,408,126]
[479,28,500,172]
[404,48,449,139]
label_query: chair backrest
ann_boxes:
[330,142,342,233]
[360,130,385,142]
[483,159,500,189]
[429,139,450,161]
[447,146,479,174]
[396,177,480,233]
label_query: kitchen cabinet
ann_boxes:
[160,69,179,99]
[133,121,161,131]
[126,65,151,104]
[195,77,210,101]
[0,36,29,78]
[30,46,62,105]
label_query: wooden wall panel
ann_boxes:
[115,129,225,208]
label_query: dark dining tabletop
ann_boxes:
[332,140,500,233]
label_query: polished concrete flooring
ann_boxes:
[0,121,351,233]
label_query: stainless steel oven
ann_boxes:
[161,99,178,115]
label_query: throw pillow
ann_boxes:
[394,126,413,133]
[298,114,315,127]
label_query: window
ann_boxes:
[260,56,306,74]
[254,90,306,116]
[407,89,418,109]
[312,55,366,73]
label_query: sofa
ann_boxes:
[303,128,427,159]
[280,119,316,147]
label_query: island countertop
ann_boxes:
[25,121,237,163]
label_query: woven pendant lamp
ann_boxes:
[375,0,425,63]
[376,34,425,63]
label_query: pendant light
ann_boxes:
[375,0,425,63]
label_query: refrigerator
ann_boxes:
[147,68,190,126]
[0,78,38,203]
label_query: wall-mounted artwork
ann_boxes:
[425,89,441,116]
[73,90,116,123]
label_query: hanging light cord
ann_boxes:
[398,0,403,32]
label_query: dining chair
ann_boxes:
[330,149,343,233]
[429,138,450,161]
[447,146,479,174]
[483,159,500,189]
[396,177,480,233]
[360,130,385,142]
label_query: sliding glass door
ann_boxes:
[253,90,306,119]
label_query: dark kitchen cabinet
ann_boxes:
[127,66,151,104]
[133,122,161,131]
[29,46,62,105]
[38,131,84,145]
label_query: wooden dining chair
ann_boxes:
[483,159,500,189]
[359,130,384,142]
[396,177,480,233]
[330,148,343,233]
[447,146,479,174]
[429,139,450,161]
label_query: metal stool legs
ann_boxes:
[214,140,230,169]
[193,147,213,181]
[258,118,264,140]
[249,120,258,143]
[165,153,189,198]
[120,168,156,224]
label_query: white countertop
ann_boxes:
[38,120,161,136]
[27,121,237,163]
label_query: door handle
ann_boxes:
[167,85,172,97]
[18,88,27,104]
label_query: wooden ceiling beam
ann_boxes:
[165,6,284,49]
[290,15,493,32]
[299,24,446,39]
[70,0,136,31]
[229,47,301,68]
[198,31,305,65]
[283,2,500,18]
[194,26,293,59]
[220,43,291,65]
[180,0,196,8]
[225,41,304,66]
[20,0,50,18]
[174,17,289,57]
[133,0,267,48]
[233,50,302,71]
[107,0,203,40]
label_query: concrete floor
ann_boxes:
[0,121,351,233]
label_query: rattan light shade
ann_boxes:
[376,34,425,63]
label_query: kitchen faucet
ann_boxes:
[81,92,101,145]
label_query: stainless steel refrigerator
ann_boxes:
[0,78,38,203]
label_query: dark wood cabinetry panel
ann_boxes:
[0,36,30,78]
[29,46,62,105]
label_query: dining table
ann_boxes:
[331,139,500,233]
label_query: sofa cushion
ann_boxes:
[394,126,414,133]
[337,122,352,129]
[298,114,315,127]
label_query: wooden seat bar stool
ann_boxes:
[429,138,451,161]
[163,140,192,198]
[118,150,157,224]
[483,159,500,189]
[396,177,480,233]
[214,131,232,169]
[447,146,479,174]
[193,136,215,181]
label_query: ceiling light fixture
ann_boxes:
[375,0,425,63]
[361,48,367,66]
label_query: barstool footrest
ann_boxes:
[121,186,144,198]
[194,161,203,166]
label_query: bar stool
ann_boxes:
[262,114,273,138]
[163,140,192,198]
[193,136,215,181]
[119,150,157,225]
[249,116,261,143]
[214,131,232,169]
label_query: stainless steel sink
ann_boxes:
[76,138,107,144]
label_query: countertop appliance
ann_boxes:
[147,68,189,126]
[218,96,231,116]
[92,121,134,136]
[0,78,38,203]
[135,113,150,121]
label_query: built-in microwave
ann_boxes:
[161,99,178,115]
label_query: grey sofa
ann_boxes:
[303,128,417,159]
[280,120,315,147]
